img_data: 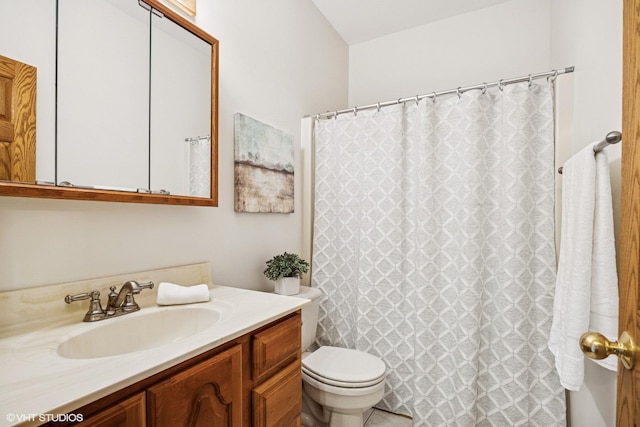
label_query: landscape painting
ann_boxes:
[234,113,294,213]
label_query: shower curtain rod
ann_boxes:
[311,66,574,119]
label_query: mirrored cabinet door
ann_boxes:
[0,0,57,184]
[150,12,212,198]
[57,0,150,191]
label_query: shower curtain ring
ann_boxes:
[498,79,504,91]
[376,102,381,112]
[432,92,437,103]
[528,74,533,87]
[415,95,420,105]
[547,70,559,83]
[353,107,358,117]
[333,111,338,119]
[482,83,487,95]
[457,87,462,98]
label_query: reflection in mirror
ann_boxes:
[0,55,37,183]
[57,0,150,190]
[150,12,211,197]
[0,0,57,183]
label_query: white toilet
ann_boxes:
[293,286,386,427]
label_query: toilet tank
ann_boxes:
[295,285,323,351]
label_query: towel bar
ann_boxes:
[557,130,621,174]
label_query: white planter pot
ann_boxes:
[275,277,300,295]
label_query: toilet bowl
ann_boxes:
[291,286,386,427]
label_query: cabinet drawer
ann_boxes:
[252,313,301,384]
[253,362,302,427]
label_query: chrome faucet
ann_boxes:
[65,280,154,322]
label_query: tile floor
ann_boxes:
[363,408,413,426]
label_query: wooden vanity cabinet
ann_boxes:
[42,311,301,427]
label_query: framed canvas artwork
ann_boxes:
[234,113,294,213]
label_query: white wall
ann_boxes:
[348,0,550,106]
[347,0,622,426]
[0,0,348,292]
[550,1,622,426]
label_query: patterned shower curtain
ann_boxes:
[312,82,566,426]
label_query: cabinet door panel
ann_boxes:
[147,344,243,427]
[252,314,300,384]
[253,362,301,427]
[82,392,145,427]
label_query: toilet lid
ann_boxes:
[302,346,386,385]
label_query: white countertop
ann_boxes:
[0,285,308,427]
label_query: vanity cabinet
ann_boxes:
[42,311,300,427]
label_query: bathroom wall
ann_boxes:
[348,0,550,106]
[550,1,622,426]
[347,0,621,426]
[0,0,348,292]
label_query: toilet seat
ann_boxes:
[302,370,386,398]
[302,346,386,388]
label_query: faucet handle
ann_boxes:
[121,280,154,294]
[64,292,91,304]
[64,290,105,322]
[137,281,154,293]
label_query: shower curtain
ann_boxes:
[312,82,566,426]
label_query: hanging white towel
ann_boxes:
[156,282,211,306]
[590,151,619,369]
[548,142,619,391]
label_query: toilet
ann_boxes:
[293,286,386,427]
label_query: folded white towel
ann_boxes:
[156,282,211,306]
[548,142,619,391]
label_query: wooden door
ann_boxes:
[0,54,36,182]
[619,1,640,425]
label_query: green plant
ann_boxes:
[264,252,310,281]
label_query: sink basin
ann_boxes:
[57,307,221,359]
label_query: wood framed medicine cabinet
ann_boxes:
[0,0,219,206]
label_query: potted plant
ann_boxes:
[264,252,310,295]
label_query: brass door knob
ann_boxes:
[579,331,636,370]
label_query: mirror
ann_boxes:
[57,0,150,191]
[150,11,212,197]
[0,0,218,206]
[0,0,57,183]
